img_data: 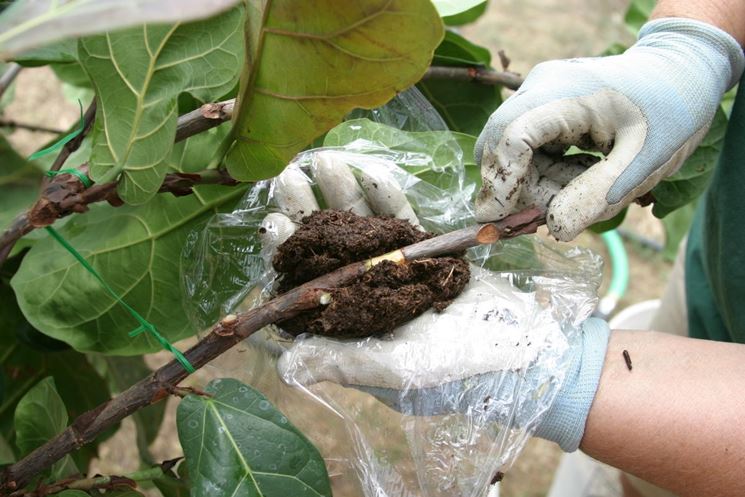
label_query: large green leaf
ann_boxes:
[442,1,489,26]
[11,187,246,354]
[418,31,501,135]
[0,434,14,465]
[0,270,111,469]
[652,106,727,218]
[432,0,487,17]
[224,0,444,181]
[431,30,491,67]
[0,135,42,232]
[0,0,241,59]
[13,39,77,66]
[14,377,77,480]
[80,6,243,205]
[178,378,331,497]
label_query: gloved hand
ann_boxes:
[263,150,611,452]
[258,150,421,258]
[475,18,745,241]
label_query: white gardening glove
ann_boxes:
[258,150,420,259]
[475,18,745,241]
[276,263,611,452]
[265,150,611,452]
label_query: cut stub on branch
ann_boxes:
[273,210,471,338]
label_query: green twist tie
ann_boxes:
[28,102,195,374]
[43,227,195,373]
[45,168,93,188]
[28,100,85,162]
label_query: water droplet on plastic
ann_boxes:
[188,419,199,429]
[259,400,270,410]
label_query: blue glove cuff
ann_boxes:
[639,18,745,90]
[534,318,610,452]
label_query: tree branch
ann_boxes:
[48,98,98,174]
[0,208,545,493]
[0,63,21,99]
[13,459,182,497]
[0,120,65,134]
[423,66,524,91]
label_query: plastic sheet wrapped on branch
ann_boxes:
[181,89,602,497]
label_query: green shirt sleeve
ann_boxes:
[686,79,745,343]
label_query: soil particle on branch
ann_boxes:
[273,210,470,338]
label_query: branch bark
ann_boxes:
[423,66,524,91]
[0,120,65,134]
[0,63,21,99]
[0,208,545,494]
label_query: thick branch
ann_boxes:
[0,120,65,134]
[0,209,544,494]
[423,66,524,91]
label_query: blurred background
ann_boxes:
[2,1,675,496]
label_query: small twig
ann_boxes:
[0,120,65,134]
[175,99,235,142]
[0,209,544,493]
[0,63,21,99]
[424,66,524,91]
[12,460,181,497]
[48,98,98,174]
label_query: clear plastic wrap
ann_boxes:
[181,89,602,497]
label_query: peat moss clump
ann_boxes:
[272,210,470,339]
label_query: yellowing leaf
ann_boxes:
[225,0,444,181]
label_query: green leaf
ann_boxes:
[154,473,190,497]
[0,434,14,465]
[418,31,501,134]
[225,0,444,181]
[80,6,244,205]
[13,39,77,66]
[432,31,491,67]
[442,1,489,26]
[11,183,246,354]
[0,274,111,469]
[14,377,77,480]
[0,135,42,233]
[590,208,628,234]
[178,378,331,497]
[652,106,727,217]
[0,0,241,59]
[624,0,655,34]
[418,77,501,135]
[661,201,697,261]
[432,0,487,17]
[58,491,90,497]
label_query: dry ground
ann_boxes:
[4,1,675,496]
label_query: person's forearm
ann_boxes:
[580,331,745,497]
[652,0,745,45]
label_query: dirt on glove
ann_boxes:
[272,210,470,339]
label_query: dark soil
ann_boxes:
[272,210,470,339]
